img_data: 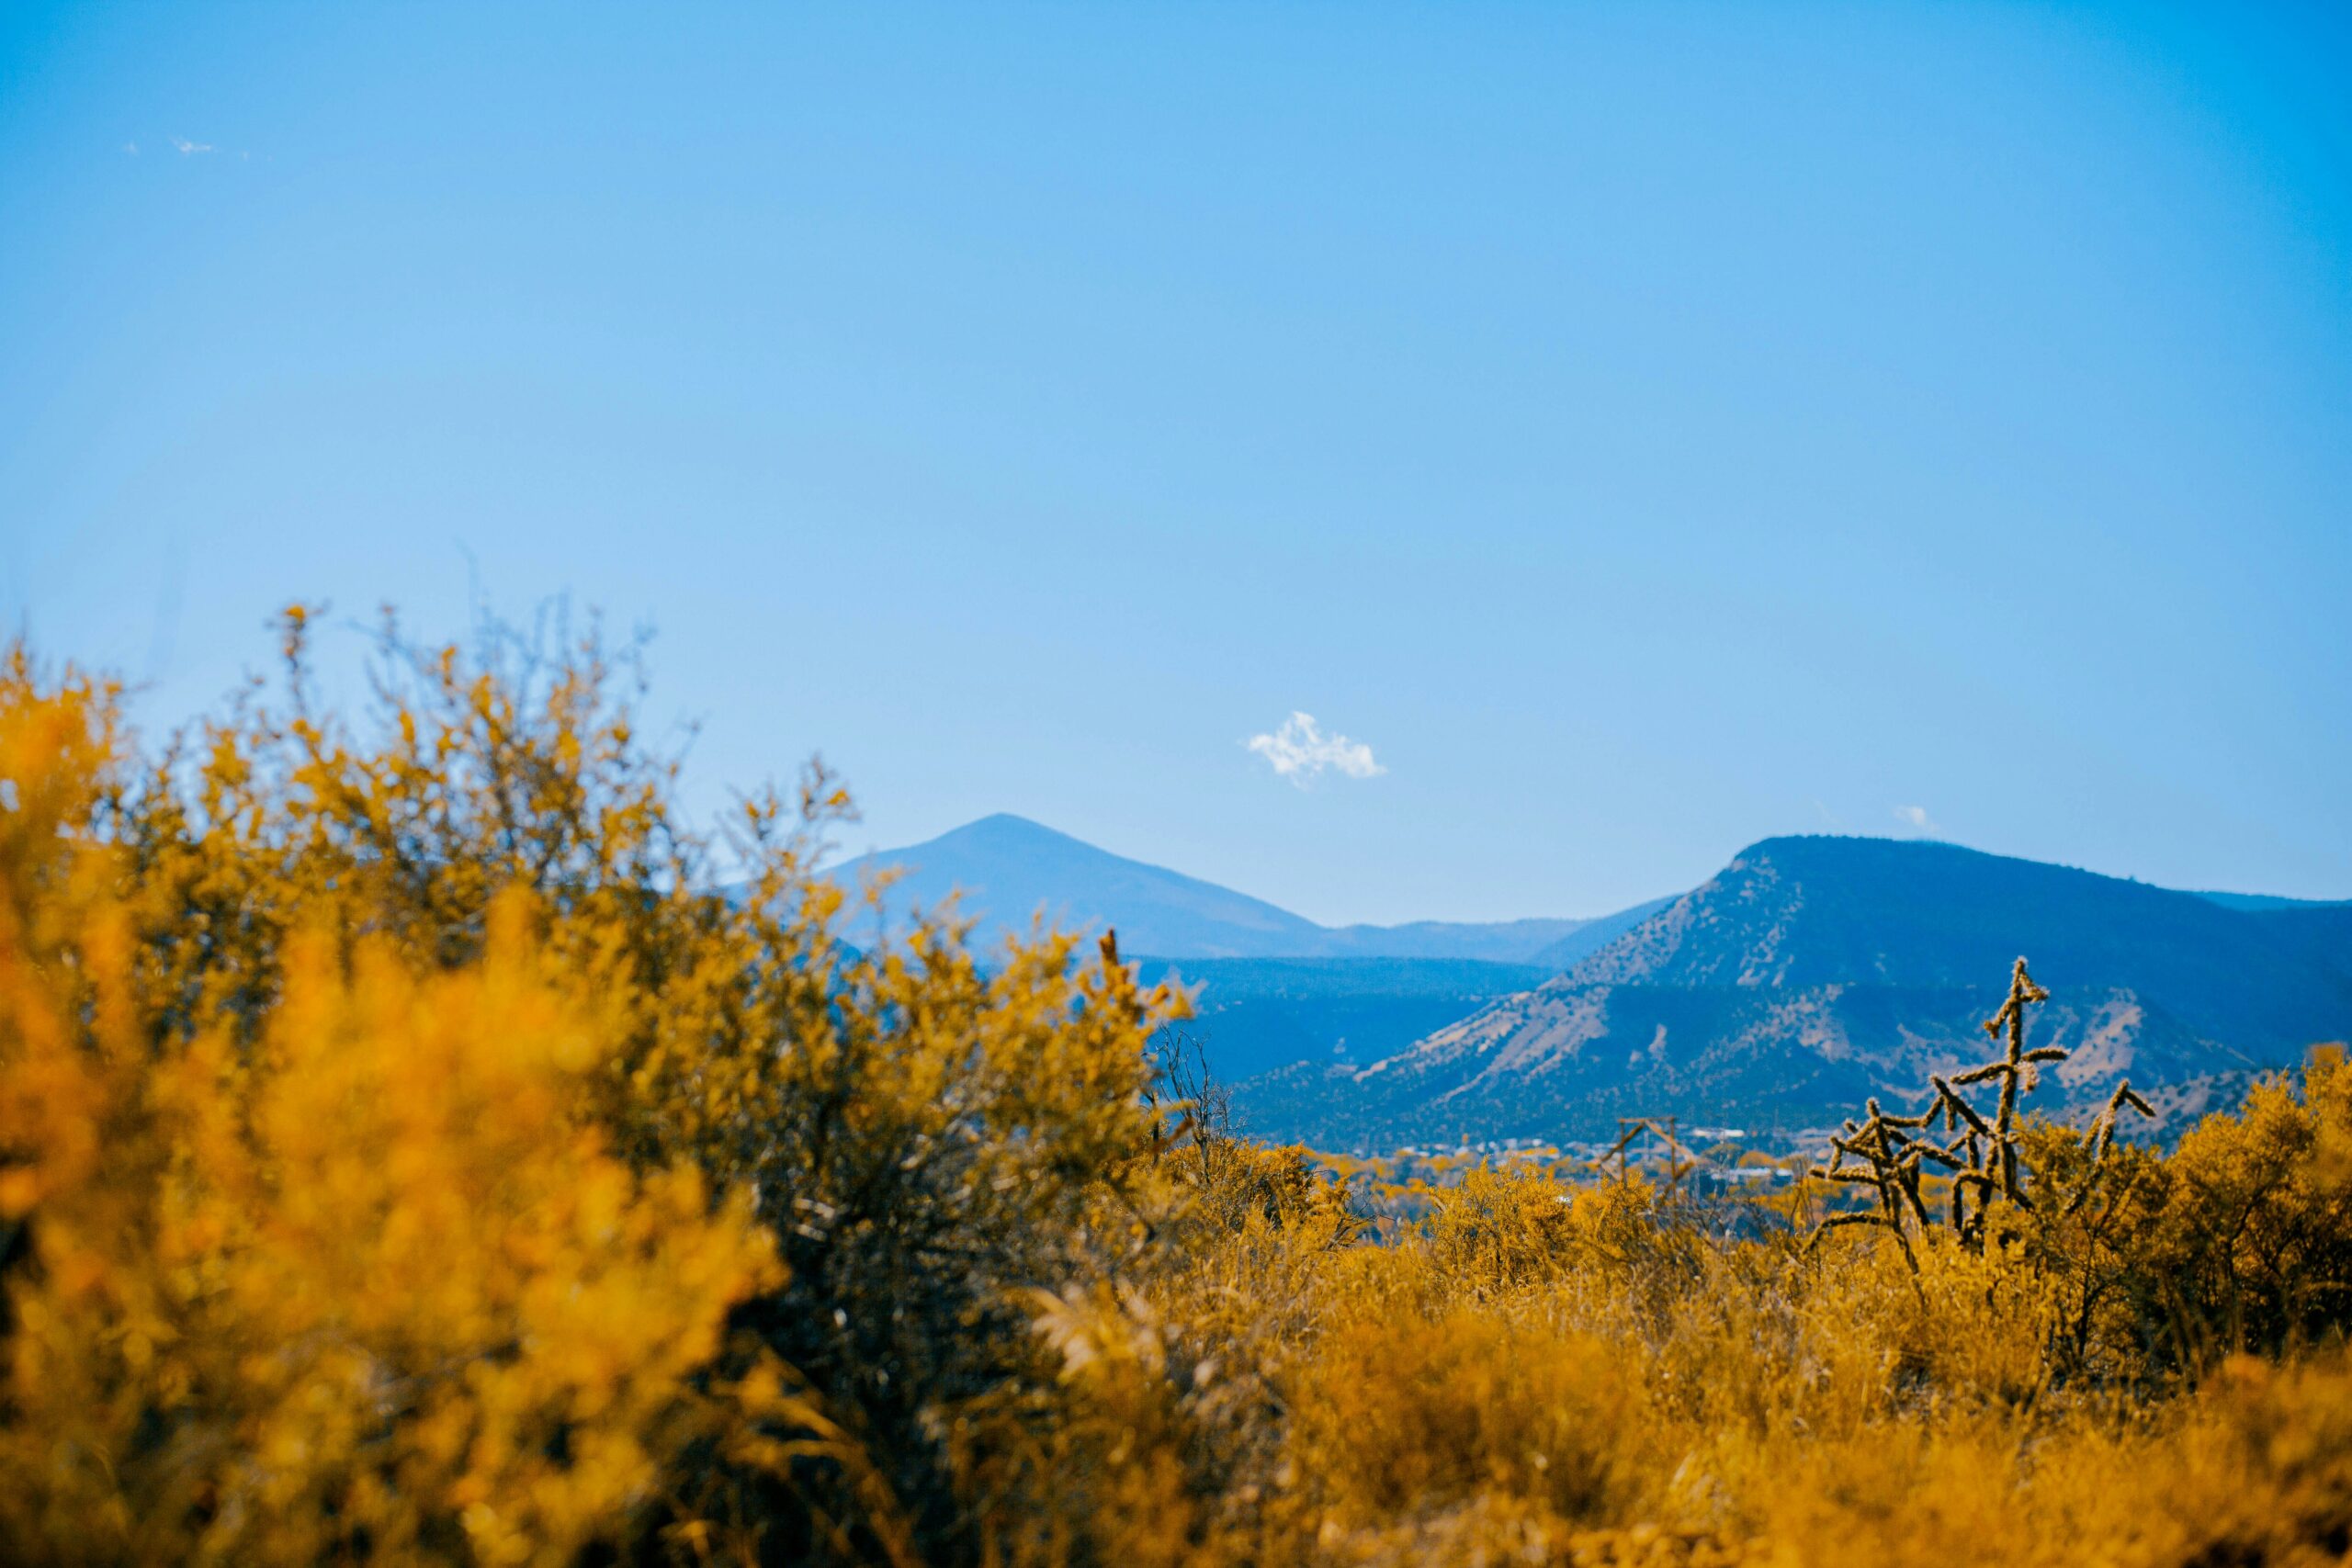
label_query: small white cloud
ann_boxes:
[1893,805,1941,835]
[1246,711,1384,787]
[170,137,215,155]
[123,141,139,155]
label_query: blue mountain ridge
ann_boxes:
[823,818,2346,1119]
[826,813,1655,963]
[1236,835,2352,1148]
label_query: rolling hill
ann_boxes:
[1237,836,2352,1149]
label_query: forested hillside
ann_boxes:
[1243,837,2351,1147]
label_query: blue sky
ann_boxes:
[4,3,2347,922]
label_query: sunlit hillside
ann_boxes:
[1244,835,2352,1149]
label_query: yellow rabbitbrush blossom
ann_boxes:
[0,661,779,1565]
[4,616,1187,1564]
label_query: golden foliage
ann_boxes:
[1287,1305,1647,1530]
[0,657,778,1564]
[4,622,2351,1566]
[0,623,1179,1564]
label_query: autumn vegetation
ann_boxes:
[3,615,2348,1566]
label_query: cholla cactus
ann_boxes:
[1950,957,2066,1207]
[1808,956,2150,1260]
[1927,1073,1995,1234]
[1807,1096,1937,1269]
[2062,1078,2157,1218]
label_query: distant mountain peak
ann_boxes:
[951,812,1066,838]
[826,814,1655,964]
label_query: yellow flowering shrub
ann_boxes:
[0,660,777,1564]
[1286,1304,1649,1532]
[5,618,2350,1567]
[2,621,1182,1564]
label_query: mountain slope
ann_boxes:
[1134,956,1551,1083]
[1525,896,1679,970]
[831,814,1321,957]
[2193,891,2352,913]
[828,814,1643,962]
[1239,836,2352,1148]
[1561,837,2349,1048]
[1310,919,1593,963]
